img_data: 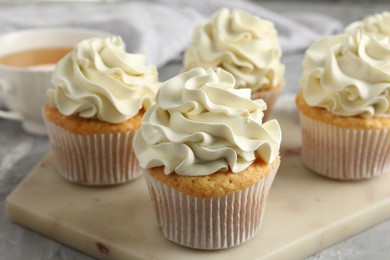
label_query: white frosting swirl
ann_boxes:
[48,36,159,123]
[346,12,390,39]
[133,68,281,176]
[183,8,284,92]
[301,31,390,118]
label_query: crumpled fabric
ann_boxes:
[0,0,342,67]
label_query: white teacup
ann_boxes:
[0,27,110,136]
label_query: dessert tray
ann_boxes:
[6,96,390,259]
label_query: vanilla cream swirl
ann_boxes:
[183,8,284,92]
[133,68,281,176]
[346,12,390,39]
[301,30,390,118]
[48,36,159,123]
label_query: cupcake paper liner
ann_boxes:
[251,85,283,122]
[45,120,142,185]
[144,164,279,250]
[299,112,390,180]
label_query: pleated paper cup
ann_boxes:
[251,84,284,121]
[299,112,390,180]
[45,120,142,185]
[144,163,279,250]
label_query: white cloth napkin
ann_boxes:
[0,0,342,67]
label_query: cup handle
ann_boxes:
[0,78,24,121]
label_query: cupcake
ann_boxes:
[183,8,285,121]
[44,36,159,185]
[296,28,390,180]
[133,67,281,249]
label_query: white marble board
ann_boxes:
[5,100,390,259]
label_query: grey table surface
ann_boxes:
[1,1,390,259]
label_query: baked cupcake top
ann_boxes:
[300,30,390,118]
[345,12,390,38]
[183,8,284,92]
[133,67,281,176]
[47,36,159,124]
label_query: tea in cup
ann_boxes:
[0,27,110,135]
